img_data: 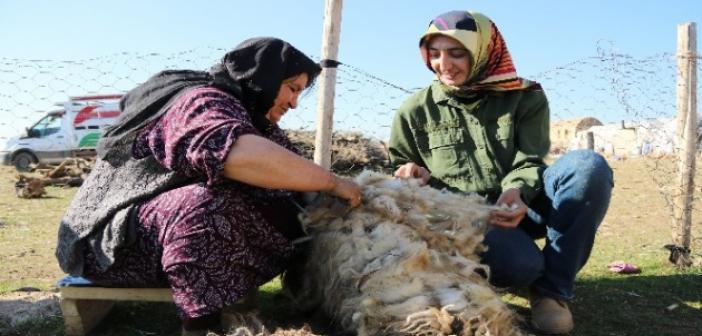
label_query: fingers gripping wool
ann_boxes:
[295,171,524,336]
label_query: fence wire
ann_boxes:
[0,46,701,255]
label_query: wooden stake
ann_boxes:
[314,0,343,169]
[672,22,697,266]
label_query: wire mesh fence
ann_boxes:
[0,47,229,140]
[1,45,692,143]
[0,45,700,254]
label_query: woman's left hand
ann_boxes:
[489,188,527,229]
[329,175,362,208]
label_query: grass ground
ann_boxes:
[0,158,701,335]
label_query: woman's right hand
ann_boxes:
[394,162,431,185]
[489,188,527,229]
[328,175,362,208]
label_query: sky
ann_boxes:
[1,0,701,138]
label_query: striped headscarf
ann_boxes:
[420,10,537,91]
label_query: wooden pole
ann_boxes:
[672,22,697,266]
[586,131,595,150]
[313,0,343,169]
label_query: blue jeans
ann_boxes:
[480,150,613,300]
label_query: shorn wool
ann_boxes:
[293,171,523,336]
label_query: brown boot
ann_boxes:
[530,292,574,334]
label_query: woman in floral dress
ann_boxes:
[56,37,361,335]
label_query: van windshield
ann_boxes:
[30,114,63,137]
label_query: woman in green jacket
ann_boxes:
[389,10,613,334]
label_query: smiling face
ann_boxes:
[426,35,471,87]
[265,73,309,124]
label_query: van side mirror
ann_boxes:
[23,127,36,138]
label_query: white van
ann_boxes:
[0,94,122,171]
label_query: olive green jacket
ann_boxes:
[388,81,550,203]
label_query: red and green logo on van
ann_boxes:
[78,133,101,148]
[73,105,120,126]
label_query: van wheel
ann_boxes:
[13,152,37,172]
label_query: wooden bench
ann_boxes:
[58,276,174,336]
[58,276,257,336]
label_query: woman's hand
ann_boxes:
[394,162,431,185]
[489,188,527,229]
[328,175,362,208]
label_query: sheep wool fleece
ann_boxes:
[294,171,524,336]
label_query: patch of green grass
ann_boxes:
[572,273,702,336]
[0,280,54,294]
[502,271,702,336]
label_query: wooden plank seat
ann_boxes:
[58,276,174,336]
[58,276,257,335]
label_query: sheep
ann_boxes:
[291,171,523,336]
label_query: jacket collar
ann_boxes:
[430,80,453,104]
[430,80,491,110]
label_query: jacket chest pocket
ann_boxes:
[495,114,514,141]
[426,129,469,169]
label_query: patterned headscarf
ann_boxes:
[419,11,537,91]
